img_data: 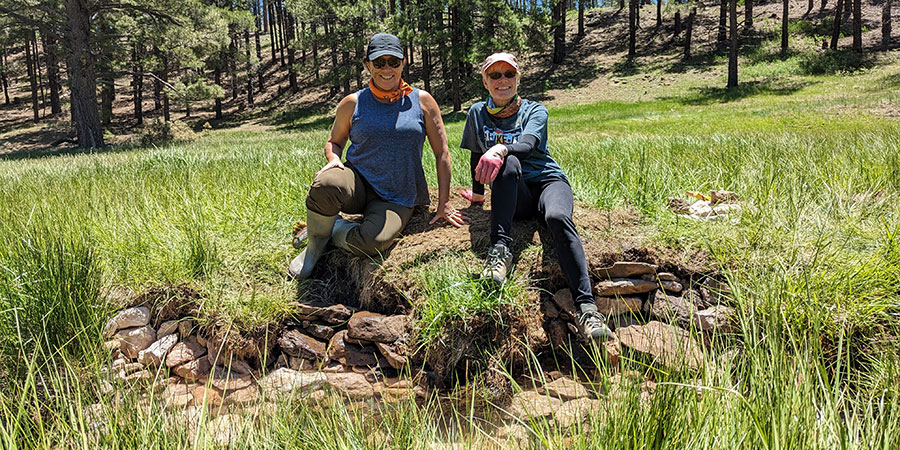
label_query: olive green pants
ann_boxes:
[305,166,413,256]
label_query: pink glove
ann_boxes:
[461,189,485,203]
[475,152,503,184]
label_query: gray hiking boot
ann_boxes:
[577,310,614,342]
[288,211,337,279]
[482,243,513,284]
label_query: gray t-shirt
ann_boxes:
[460,99,567,184]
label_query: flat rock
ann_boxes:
[260,368,327,398]
[342,343,379,367]
[279,330,328,361]
[192,384,225,407]
[554,398,602,428]
[166,336,207,368]
[206,370,253,392]
[507,390,563,421]
[617,321,703,371]
[224,385,260,407]
[157,320,179,338]
[538,377,589,400]
[347,312,408,343]
[551,289,577,320]
[649,290,696,329]
[325,372,375,399]
[162,381,196,410]
[291,301,353,324]
[694,305,736,332]
[115,326,157,359]
[595,278,658,296]
[595,296,642,317]
[642,272,679,282]
[137,333,178,367]
[375,342,407,369]
[174,355,212,382]
[660,280,683,294]
[303,323,336,341]
[102,306,150,338]
[595,262,657,279]
[327,330,348,360]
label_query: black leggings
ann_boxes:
[490,155,593,308]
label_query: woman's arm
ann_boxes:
[420,90,466,227]
[316,94,356,176]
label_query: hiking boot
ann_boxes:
[577,310,614,342]
[482,243,513,284]
[288,211,337,279]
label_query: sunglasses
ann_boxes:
[371,57,402,69]
[486,70,517,80]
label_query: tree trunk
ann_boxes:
[34,35,46,113]
[804,0,813,17]
[745,0,753,31]
[262,0,269,33]
[132,44,143,125]
[628,0,637,58]
[718,0,728,49]
[287,14,297,92]
[65,0,104,147]
[162,55,170,122]
[884,0,893,47]
[245,31,254,105]
[215,63,223,119]
[450,5,461,111]
[328,21,339,95]
[821,0,827,11]
[852,0,862,52]
[25,30,40,121]
[553,0,566,63]
[341,49,351,96]
[277,0,286,67]
[0,48,10,105]
[728,0,738,88]
[300,21,306,64]
[830,0,844,48]
[311,21,319,82]
[230,37,238,101]
[268,0,278,64]
[674,11,681,37]
[781,0,789,54]
[419,0,431,92]
[684,7,695,59]
[580,0,586,36]
[255,13,264,93]
[43,32,62,114]
[656,0,662,28]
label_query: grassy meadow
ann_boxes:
[1,46,900,448]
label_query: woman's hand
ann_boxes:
[474,144,507,184]
[430,202,468,228]
[461,189,485,203]
[316,155,345,177]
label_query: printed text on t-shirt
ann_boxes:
[482,125,522,146]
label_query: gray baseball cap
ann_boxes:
[366,33,404,60]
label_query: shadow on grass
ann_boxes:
[0,142,135,161]
[660,78,815,105]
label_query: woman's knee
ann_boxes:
[544,208,574,229]
[349,229,398,256]
[497,155,522,180]
[305,168,351,215]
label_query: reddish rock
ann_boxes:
[375,342,407,369]
[166,336,206,367]
[157,320,179,338]
[303,323,336,340]
[174,355,212,382]
[547,320,570,349]
[325,373,375,399]
[191,384,224,407]
[540,299,560,319]
[594,278,658,296]
[342,344,379,367]
[595,262,657,279]
[327,330,348,360]
[617,321,703,371]
[224,385,260,407]
[595,296,643,317]
[290,301,353,324]
[207,371,253,392]
[347,312,409,343]
[279,330,328,361]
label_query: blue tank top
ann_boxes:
[346,88,429,208]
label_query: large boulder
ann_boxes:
[617,321,703,372]
[346,312,409,343]
[114,326,157,359]
[102,306,150,338]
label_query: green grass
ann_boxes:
[1,43,900,447]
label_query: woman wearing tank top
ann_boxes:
[289,33,466,280]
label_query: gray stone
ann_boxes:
[137,333,178,366]
[660,280,683,294]
[649,290,696,328]
[551,289,577,320]
[347,312,409,343]
[260,368,327,398]
[694,305,736,332]
[617,321,703,372]
[103,306,150,338]
[554,398,602,428]
[115,326,157,359]
[595,262,657,279]
[595,278,658,296]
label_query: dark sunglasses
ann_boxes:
[487,70,517,80]
[371,57,402,69]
